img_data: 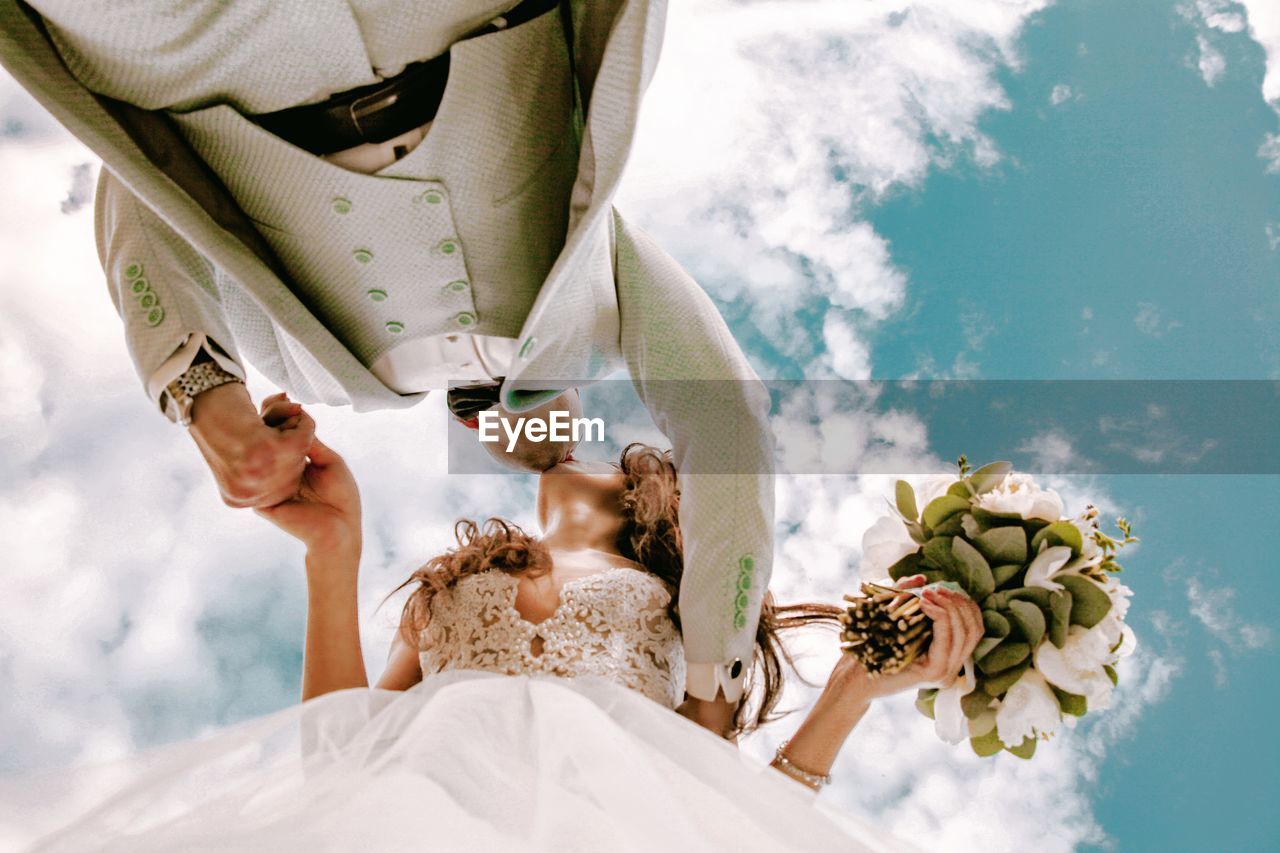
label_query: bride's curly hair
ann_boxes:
[395,443,843,737]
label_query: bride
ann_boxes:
[6,397,982,852]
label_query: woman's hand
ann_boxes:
[831,575,985,705]
[253,394,362,556]
[771,576,984,789]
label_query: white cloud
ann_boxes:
[1134,301,1181,337]
[1186,577,1273,651]
[1260,132,1280,172]
[1195,34,1228,86]
[1182,0,1280,172]
[1049,82,1075,105]
[620,0,1052,373]
[1266,221,1280,250]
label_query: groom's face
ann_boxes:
[478,389,584,473]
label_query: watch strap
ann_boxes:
[166,361,243,427]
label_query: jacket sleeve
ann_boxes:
[95,168,246,421]
[612,210,774,703]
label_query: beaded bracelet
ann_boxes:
[771,740,832,790]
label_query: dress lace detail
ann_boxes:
[419,567,687,708]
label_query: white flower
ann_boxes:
[933,662,977,745]
[975,472,1064,521]
[1024,545,1075,591]
[1035,624,1118,709]
[995,669,1062,747]
[860,515,918,581]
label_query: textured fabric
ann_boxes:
[30,0,515,113]
[0,0,772,684]
[420,567,686,708]
[165,8,576,366]
[0,673,909,852]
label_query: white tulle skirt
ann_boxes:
[0,671,908,852]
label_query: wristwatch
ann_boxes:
[166,360,244,427]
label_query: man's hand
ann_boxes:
[188,384,315,508]
[253,398,361,556]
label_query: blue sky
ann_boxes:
[1,1,1278,851]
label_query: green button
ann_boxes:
[454,311,476,327]
[130,277,150,295]
[367,289,388,302]
[332,197,353,215]
[736,571,752,592]
[437,239,458,255]
[445,279,469,293]
[145,306,165,327]
[385,321,405,334]
[735,591,749,611]
[738,554,755,573]
[137,291,159,309]
[422,190,443,204]
[733,612,747,630]
[125,262,143,279]
[352,248,374,264]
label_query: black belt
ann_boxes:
[250,0,562,156]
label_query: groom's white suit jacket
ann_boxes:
[0,0,775,702]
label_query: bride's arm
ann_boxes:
[772,583,983,790]
[301,542,368,700]
[375,632,425,691]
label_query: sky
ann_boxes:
[1,0,1279,851]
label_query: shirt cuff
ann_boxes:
[147,333,246,423]
[685,660,747,703]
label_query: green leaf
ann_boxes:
[976,640,1031,675]
[905,520,928,544]
[969,461,1013,494]
[981,659,1031,697]
[1030,521,1084,556]
[1051,686,1088,717]
[1058,575,1113,629]
[991,564,1023,588]
[895,480,918,522]
[974,526,1028,566]
[1006,587,1054,609]
[915,688,938,720]
[1007,600,1046,646]
[951,537,995,599]
[922,536,957,573]
[932,513,967,537]
[1104,664,1119,686]
[970,728,1005,758]
[968,709,997,738]
[1006,736,1037,760]
[887,551,923,582]
[922,495,971,530]
[982,609,1011,639]
[1049,590,1072,648]
[961,689,993,719]
[974,636,1004,660]
[947,481,973,499]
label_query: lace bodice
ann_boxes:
[419,567,686,708]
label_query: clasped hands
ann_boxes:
[189,385,360,555]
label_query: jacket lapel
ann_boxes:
[501,0,667,408]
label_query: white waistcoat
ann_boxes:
[169,9,578,372]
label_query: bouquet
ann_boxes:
[851,457,1138,759]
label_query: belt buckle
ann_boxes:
[349,87,401,139]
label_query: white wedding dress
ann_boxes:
[1,568,907,852]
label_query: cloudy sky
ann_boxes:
[2,1,1279,850]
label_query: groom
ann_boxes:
[1,0,774,729]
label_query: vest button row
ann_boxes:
[380,313,477,336]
